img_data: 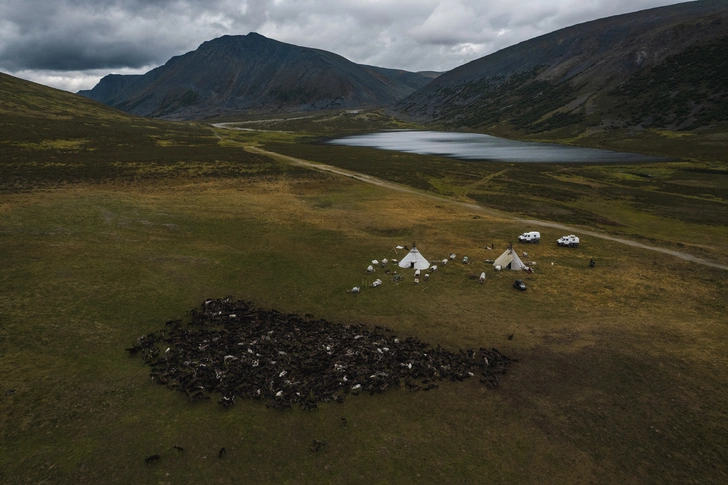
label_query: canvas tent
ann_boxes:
[398,244,430,270]
[492,247,527,271]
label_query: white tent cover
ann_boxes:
[493,248,528,271]
[398,247,430,270]
[509,251,527,271]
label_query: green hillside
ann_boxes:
[394,1,728,157]
[0,72,300,192]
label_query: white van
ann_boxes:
[557,235,580,247]
[518,231,541,243]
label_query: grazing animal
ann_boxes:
[173,445,184,452]
[341,417,347,428]
[590,258,596,267]
[300,400,318,410]
[311,439,326,452]
[507,334,514,340]
[219,447,226,458]
[145,454,160,464]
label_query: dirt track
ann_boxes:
[246,145,728,271]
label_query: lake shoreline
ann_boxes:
[328,130,673,164]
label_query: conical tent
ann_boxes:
[509,251,527,271]
[493,247,528,270]
[493,248,513,268]
[398,246,430,270]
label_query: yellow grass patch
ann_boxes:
[17,138,89,150]
[649,128,697,138]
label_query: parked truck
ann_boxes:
[557,235,580,248]
[518,231,541,243]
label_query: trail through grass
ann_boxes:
[246,144,728,271]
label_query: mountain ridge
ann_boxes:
[79,33,437,120]
[393,0,728,135]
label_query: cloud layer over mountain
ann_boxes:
[0,0,685,91]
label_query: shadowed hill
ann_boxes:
[1,71,138,122]
[394,0,728,137]
[0,72,280,192]
[362,65,440,91]
[79,33,433,120]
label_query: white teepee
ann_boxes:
[493,247,527,271]
[398,243,430,270]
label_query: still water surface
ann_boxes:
[328,131,666,163]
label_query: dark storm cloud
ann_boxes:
[4,35,159,71]
[0,0,686,91]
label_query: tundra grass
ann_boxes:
[2,77,727,483]
[1,174,727,484]
[262,141,728,262]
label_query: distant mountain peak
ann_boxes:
[79,33,434,120]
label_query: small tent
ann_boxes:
[398,243,430,270]
[493,247,527,271]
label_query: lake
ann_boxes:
[328,130,667,163]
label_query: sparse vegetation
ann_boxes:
[264,138,728,262]
[611,36,728,129]
[1,73,727,485]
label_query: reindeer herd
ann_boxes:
[126,297,515,411]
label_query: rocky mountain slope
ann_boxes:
[79,33,435,120]
[394,0,728,136]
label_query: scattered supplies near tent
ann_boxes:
[398,242,430,270]
[493,246,528,271]
[350,238,540,295]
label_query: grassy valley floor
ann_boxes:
[1,82,727,483]
[1,171,726,484]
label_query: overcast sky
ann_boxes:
[1,0,688,92]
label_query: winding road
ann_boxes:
[245,144,728,271]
